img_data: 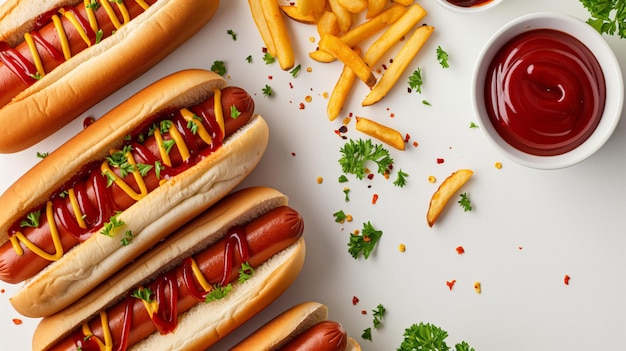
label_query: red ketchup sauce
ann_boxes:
[484,29,606,156]
[446,0,493,7]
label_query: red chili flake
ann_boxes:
[390,112,395,118]
[352,296,360,305]
[12,318,22,325]
[367,174,374,180]
[404,133,411,142]
[381,64,388,71]
[436,158,445,164]
[291,152,296,157]
[518,246,524,250]
[348,112,353,118]
[338,125,348,133]
[1,288,4,293]
[372,194,379,204]
[262,47,268,53]
[446,280,456,291]
[289,82,294,89]
[299,102,305,110]
[413,141,419,147]
[361,310,367,315]
[564,274,571,285]
[456,246,465,254]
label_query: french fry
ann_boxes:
[261,0,296,70]
[427,169,474,227]
[327,47,361,121]
[338,0,368,13]
[362,24,434,106]
[392,0,414,6]
[281,5,319,24]
[297,0,327,17]
[248,0,276,56]
[355,116,405,150]
[363,3,427,67]
[367,0,386,18]
[310,4,408,63]
[318,34,376,88]
[328,0,353,33]
[317,11,340,36]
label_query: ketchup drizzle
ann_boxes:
[220,228,250,287]
[0,42,37,85]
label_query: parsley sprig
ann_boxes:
[436,45,449,68]
[348,221,382,259]
[397,322,475,351]
[580,0,626,38]
[339,139,393,180]
[20,211,41,228]
[408,68,424,93]
[458,193,472,212]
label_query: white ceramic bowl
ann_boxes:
[472,12,623,169]
[435,0,502,13]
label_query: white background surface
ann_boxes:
[1,0,625,350]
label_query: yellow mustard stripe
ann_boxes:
[135,0,150,10]
[180,108,213,146]
[213,88,225,139]
[135,286,159,318]
[60,8,92,46]
[52,14,72,60]
[8,202,64,261]
[115,1,131,24]
[154,129,172,167]
[84,0,99,32]
[190,258,213,292]
[100,0,123,29]
[23,33,45,77]
[168,123,190,162]
[100,151,148,201]
[68,188,87,229]
[82,311,113,351]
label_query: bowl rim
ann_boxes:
[435,0,502,13]
[471,12,624,169]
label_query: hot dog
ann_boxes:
[1,69,269,317]
[230,302,362,351]
[0,0,220,153]
[32,186,306,351]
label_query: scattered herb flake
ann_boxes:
[393,169,409,187]
[339,139,393,180]
[408,68,423,94]
[227,29,237,41]
[458,192,472,212]
[263,52,276,64]
[290,64,301,77]
[437,45,449,68]
[348,221,382,259]
[211,60,226,76]
[262,84,273,97]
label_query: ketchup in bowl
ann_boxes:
[446,0,493,7]
[484,28,606,156]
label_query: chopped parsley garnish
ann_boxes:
[422,100,431,106]
[30,72,42,80]
[348,221,382,259]
[95,29,104,44]
[263,52,276,64]
[458,192,472,212]
[20,211,41,228]
[106,145,135,178]
[120,230,134,246]
[393,169,409,187]
[238,262,254,283]
[290,64,302,77]
[154,161,164,180]
[469,121,479,128]
[338,174,349,183]
[436,45,449,68]
[36,151,49,159]
[262,84,273,97]
[580,0,626,38]
[86,0,101,10]
[136,163,153,177]
[131,287,153,302]
[227,29,237,41]
[339,139,393,180]
[162,139,176,154]
[408,68,423,93]
[186,115,203,134]
[205,284,232,302]
[397,322,475,351]
[333,210,347,223]
[230,105,241,118]
[372,304,386,329]
[101,212,125,237]
[211,60,226,76]
[362,327,372,341]
[343,187,350,202]
[245,55,253,63]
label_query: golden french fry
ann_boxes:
[328,0,352,33]
[367,0,386,18]
[317,11,340,36]
[338,0,368,13]
[261,0,295,70]
[310,4,408,63]
[363,3,427,67]
[392,0,414,5]
[327,47,361,121]
[427,169,474,227]
[297,0,326,16]
[248,0,276,56]
[281,5,318,24]
[363,24,434,106]
[319,34,376,88]
[355,116,405,150]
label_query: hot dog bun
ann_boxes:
[231,301,362,351]
[33,186,306,351]
[6,69,269,317]
[0,0,220,153]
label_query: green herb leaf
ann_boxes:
[120,230,134,246]
[131,287,153,303]
[393,169,409,187]
[348,221,382,259]
[238,262,254,283]
[436,45,449,68]
[263,53,276,64]
[455,341,476,351]
[362,327,372,341]
[100,212,124,237]
[20,211,41,228]
[36,151,49,159]
[205,284,232,302]
[408,68,423,93]
[333,210,347,223]
[246,55,253,63]
[580,0,626,38]
[290,64,302,77]
[227,29,237,41]
[262,84,273,97]
[458,192,472,212]
[230,105,241,119]
[211,60,226,76]
[397,323,449,351]
[372,304,386,329]
[339,139,393,180]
